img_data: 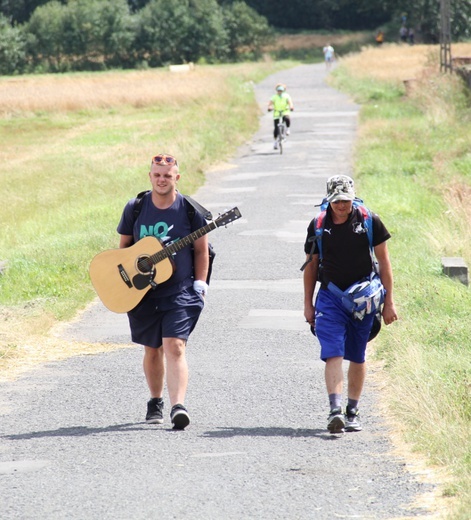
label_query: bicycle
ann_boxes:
[269,109,287,154]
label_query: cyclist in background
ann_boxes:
[268,83,294,150]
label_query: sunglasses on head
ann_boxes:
[152,154,178,166]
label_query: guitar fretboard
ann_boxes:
[149,221,217,266]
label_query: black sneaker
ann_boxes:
[345,406,362,432]
[146,397,164,424]
[170,404,190,430]
[327,407,345,434]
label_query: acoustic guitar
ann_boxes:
[89,207,241,313]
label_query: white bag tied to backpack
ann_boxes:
[327,272,385,321]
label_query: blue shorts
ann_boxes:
[314,288,375,363]
[127,286,204,349]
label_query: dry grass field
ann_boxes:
[337,42,471,83]
[0,67,238,115]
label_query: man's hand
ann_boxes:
[304,304,315,326]
[193,280,208,298]
[382,302,398,325]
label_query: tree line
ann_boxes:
[0,0,470,75]
[0,0,273,74]
[242,0,470,42]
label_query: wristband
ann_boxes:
[193,280,208,296]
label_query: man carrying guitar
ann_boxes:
[117,153,209,430]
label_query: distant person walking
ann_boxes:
[268,83,294,150]
[399,26,408,43]
[375,30,384,45]
[302,175,398,434]
[322,44,335,69]
[408,28,415,45]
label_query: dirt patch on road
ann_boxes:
[0,303,132,383]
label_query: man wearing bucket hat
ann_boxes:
[302,175,398,433]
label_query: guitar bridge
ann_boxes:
[118,264,133,288]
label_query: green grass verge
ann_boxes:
[331,63,471,519]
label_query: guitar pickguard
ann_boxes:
[133,254,156,289]
[132,272,156,290]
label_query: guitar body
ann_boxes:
[89,236,174,313]
[89,206,242,314]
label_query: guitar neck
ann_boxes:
[150,221,217,265]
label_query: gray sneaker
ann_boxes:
[146,397,164,424]
[170,404,190,430]
[345,406,362,432]
[327,407,345,434]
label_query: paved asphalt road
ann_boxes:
[0,64,434,519]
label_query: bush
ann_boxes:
[0,15,27,74]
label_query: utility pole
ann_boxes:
[440,0,452,72]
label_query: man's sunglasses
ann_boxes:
[152,154,178,166]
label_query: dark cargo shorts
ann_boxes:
[127,286,204,349]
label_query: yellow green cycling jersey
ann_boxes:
[270,93,292,117]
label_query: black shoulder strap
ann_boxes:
[132,190,212,222]
[181,194,213,221]
[133,190,151,221]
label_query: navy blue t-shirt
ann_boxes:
[117,192,206,298]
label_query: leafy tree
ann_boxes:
[27,0,135,71]
[242,0,322,29]
[184,0,229,62]
[60,0,134,67]
[26,1,67,71]
[0,0,62,24]
[135,0,229,66]
[0,14,27,74]
[222,1,273,60]
[135,0,195,66]
[226,0,470,38]
[126,0,151,12]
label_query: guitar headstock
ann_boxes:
[215,207,242,228]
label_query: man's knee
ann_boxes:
[144,345,164,362]
[163,338,187,359]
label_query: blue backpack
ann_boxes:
[301,197,374,271]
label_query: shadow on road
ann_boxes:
[202,426,343,441]
[2,422,151,440]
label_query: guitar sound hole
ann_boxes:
[137,256,154,274]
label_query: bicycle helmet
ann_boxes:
[325,175,355,203]
[276,83,285,92]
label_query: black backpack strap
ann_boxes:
[181,194,213,221]
[133,190,151,221]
